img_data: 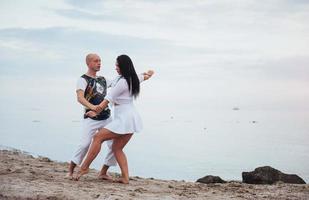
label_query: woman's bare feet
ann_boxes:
[74,168,89,181]
[114,177,129,184]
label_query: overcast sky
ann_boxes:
[0,0,309,110]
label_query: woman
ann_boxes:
[75,55,154,183]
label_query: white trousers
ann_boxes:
[71,117,117,167]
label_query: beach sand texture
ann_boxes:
[0,149,308,200]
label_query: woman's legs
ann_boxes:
[75,128,119,180]
[112,133,133,184]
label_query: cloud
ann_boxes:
[54,8,133,23]
[52,0,309,55]
[0,0,309,83]
[0,27,177,77]
[1,0,309,53]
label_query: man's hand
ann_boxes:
[85,110,98,118]
[90,105,100,112]
[95,105,104,113]
[90,105,104,113]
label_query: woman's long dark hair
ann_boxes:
[117,55,140,98]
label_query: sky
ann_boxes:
[0,0,309,111]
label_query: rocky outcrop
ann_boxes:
[242,166,306,184]
[196,175,226,184]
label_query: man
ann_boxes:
[67,53,116,180]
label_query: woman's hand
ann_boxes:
[86,110,98,118]
[146,70,154,76]
[97,100,109,113]
[90,105,104,113]
[143,70,154,80]
[90,105,100,112]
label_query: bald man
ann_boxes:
[67,53,116,180]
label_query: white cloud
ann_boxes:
[0,0,309,79]
[1,0,309,58]
[0,38,64,60]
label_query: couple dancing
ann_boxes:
[67,53,154,184]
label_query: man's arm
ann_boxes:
[76,89,98,111]
[86,99,109,117]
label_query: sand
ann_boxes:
[0,149,308,200]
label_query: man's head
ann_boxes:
[86,53,101,72]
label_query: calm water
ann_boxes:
[0,75,308,182]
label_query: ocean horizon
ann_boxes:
[1,76,308,182]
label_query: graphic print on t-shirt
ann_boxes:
[81,74,110,120]
[96,82,104,94]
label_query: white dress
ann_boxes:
[104,74,144,134]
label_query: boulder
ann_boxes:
[37,156,51,162]
[196,175,226,184]
[242,166,306,184]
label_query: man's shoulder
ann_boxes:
[78,75,87,82]
[97,76,107,83]
[97,75,106,79]
[80,74,98,83]
[80,74,90,79]
[76,76,87,91]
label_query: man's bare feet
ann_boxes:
[74,168,89,181]
[99,164,111,180]
[64,173,73,180]
[98,174,113,181]
[114,178,129,184]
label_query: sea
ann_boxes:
[0,73,308,183]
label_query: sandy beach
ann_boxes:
[0,149,308,200]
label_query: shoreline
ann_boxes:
[0,145,242,183]
[0,148,308,200]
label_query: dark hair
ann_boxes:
[117,55,140,98]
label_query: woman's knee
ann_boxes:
[93,129,115,143]
[93,132,104,143]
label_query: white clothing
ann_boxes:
[71,75,116,166]
[104,74,144,134]
[71,117,117,166]
[105,103,143,134]
[105,74,144,105]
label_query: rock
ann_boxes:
[38,156,51,162]
[242,166,306,184]
[91,194,100,198]
[134,188,147,193]
[25,154,34,159]
[196,175,226,184]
